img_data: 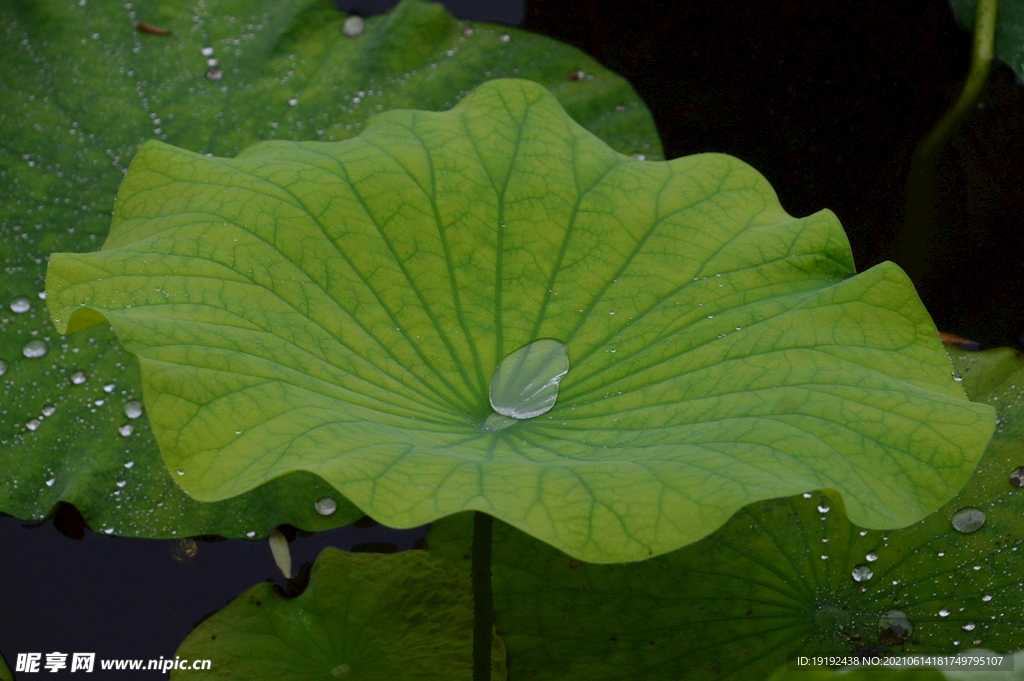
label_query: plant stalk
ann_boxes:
[472,511,493,681]
[896,0,998,284]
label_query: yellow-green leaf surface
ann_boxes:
[171,547,507,680]
[0,653,10,681]
[0,0,659,538]
[424,344,1023,679]
[47,78,994,563]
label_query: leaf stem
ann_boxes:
[897,0,998,283]
[472,511,493,681]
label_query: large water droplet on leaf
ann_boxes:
[951,507,985,533]
[851,564,873,582]
[489,339,569,420]
[9,296,30,313]
[124,400,143,419]
[70,371,87,385]
[315,497,337,516]
[22,339,47,358]
[878,610,913,645]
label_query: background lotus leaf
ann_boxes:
[950,0,1024,81]
[0,0,659,538]
[424,343,1022,678]
[171,547,507,680]
[47,77,993,562]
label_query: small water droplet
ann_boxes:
[200,46,214,57]
[71,371,87,385]
[118,424,134,437]
[951,507,985,533]
[176,470,185,476]
[45,478,56,487]
[315,497,337,516]
[499,34,510,43]
[9,296,30,313]
[104,527,114,534]
[116,480,126,488]
[938,551,945,557]
[331,663,351,679]
[802,493,812,498]
[124,461,134,468]
[246,530,256,538]
[288,97,298,106]
[982,594,992,602]
[41,404,56,417]
[26,419,41,431]
[939,608,950,617]
[851,564,873,582]
[0,360,7,377]
[38,291,46,300]
[878,610,913,645]
[859,530,868,536]
[963,623,976,631]
[124,400,143,419]
[1010,466,1024,487]
[103,383,115,393]
[205,66,223,81]
[463,26,474,37]
[343,16,364,37]
[817,503,830,513]
[22,339,47,358]
[94,399,105,406]
[866,551,878,562]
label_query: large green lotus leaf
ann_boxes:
[46,77,994,563]
[170,547,507,680]
[0,0,659,538]
[424,343,1022,679]
[951,0,1024,81]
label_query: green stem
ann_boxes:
[897,0,998,283]
[472,511,493,681]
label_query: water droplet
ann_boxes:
[200,46,214,57]
[116,480,126,488]
[817,503,830,513]
[951,507,985,533]
[938,551,945,557]
[205,66,223,81]
[124,461,134,469]
[38,291,46,300]
[982,594,992,602]
[176,470,185,476]
[878,610,913,645]
[0,360,6,377]
[866,551,878,562]
[331,663,351,679]
[246,530,256,538]
[45,478,56,487]
[631,153,646,161]
[315,497,337,516]
[851,564,873,582]
[41,404,56,417]
[9,296,30,313]
[489,339,568,420]
[94,399,105,407]
[103,383,115,393]
[124,400,143,419]
[859,530,868,536]
[463,26,474,37]
[104,527,114,535]
[499,34,510,43]
[802,493,812,498]
[939,608,950,617]
[26,419,41,431]
[342,16,364,37]
[118,424,134,437]
[71,371,87,385]
[1010,466,1024,487]
[820,554,828,560]
[963,623,976,631]
[22,340,47,358]
[288,97,298,106]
